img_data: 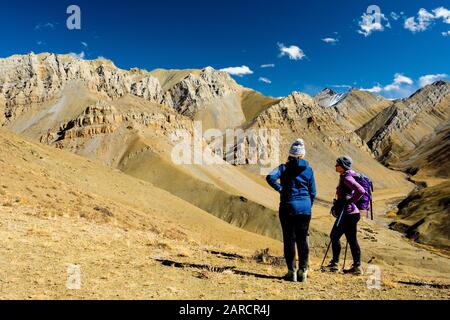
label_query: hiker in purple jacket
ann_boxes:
[327,156,365,275]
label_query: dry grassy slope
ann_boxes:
[118,147,284,240]
[6,88,294,242]
[390,122,450,179]
[0,128,282,251]
[390,181,450,251]
[1,128,449,300]
[122,133,333,245]
[3,84,293,242]
[240,90,281,122]
[387,123,450,251]
[3,54,272,236]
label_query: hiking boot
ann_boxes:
[343,264,364,275]
[326,261,339,272]
[297,268,308,283]
[283,270,297,282]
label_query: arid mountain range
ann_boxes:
[0,53,449,299]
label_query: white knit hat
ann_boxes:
[289,139,306,158]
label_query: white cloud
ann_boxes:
[360,72,447,99]
[404,7,450,33]
[381,73,414,94]
[220,65,253,77]
[390,12,400,21]
[322,37,339,44]
[35,22,56,31]
[361,85,383,93]
[258,77,272,84]
[260,64,275,68]
[404,8,435,32]
[393,73,414,85]
[361,73,414,98]
[36,40,45,46]
[277,43,306,60]
[331,84,352,89]
[70,51,86,59]
[419,74,448,87]
[81,42,88,48]
[433,7,450,24]
[383,83,401,92]
[442,30,450,36]
[357,10,389,37]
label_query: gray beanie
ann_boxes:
[289,139,306,158]
[336,155,353,170]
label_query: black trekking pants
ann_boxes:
[279,212,311,271]
[330,213,361,266]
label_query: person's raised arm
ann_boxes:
[344,175,365,203]
[266,165,284,193]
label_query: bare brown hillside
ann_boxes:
[0,53,290,241]
[388,123,450,251]
[358,81,450,166]
[355,82,450,251]
[234,92,414,200]
[1,53,449,299]
[316,88,393,131]
[0,128,449,299]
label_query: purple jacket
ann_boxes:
[336,170,365,215]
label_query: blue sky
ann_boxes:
[1,0,449,98]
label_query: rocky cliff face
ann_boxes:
[158,67,248,129]
[0,53,169,124]
[245,92,373,155]
[0,53,256,131]
[315,88,392,131]
[329,89,392,131]
[38,100,192,145]
[354,81,450,252]
[164,67,241,115]
[230,92,410,198]
[359,81,450,166]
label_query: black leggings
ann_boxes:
[330,213,361,266]
[279,213,311,271]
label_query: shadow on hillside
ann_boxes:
[155,259,284,281]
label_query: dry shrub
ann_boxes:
[252,248,284,267]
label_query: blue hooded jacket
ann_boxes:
[266,159,316,215]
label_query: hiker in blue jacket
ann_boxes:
[266,139,316,282]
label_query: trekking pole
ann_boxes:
[342,241,349,271]
[370,199,374,221]
[320,242,332,271]
[336,206,345,227]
